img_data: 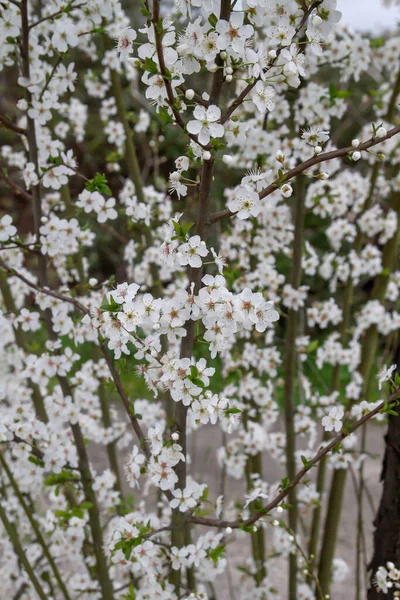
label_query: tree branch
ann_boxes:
[0,113,26,136]
[190,392,399,529]
[208,124,400,224]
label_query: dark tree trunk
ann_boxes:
[368,346,400,600]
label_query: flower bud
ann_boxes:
[185,88,195,101]
[281,183,293,198]
[351,138,360,148]
[225,527,233,534]
[171,432,179,441]
[226,66,233,75]
[312,15,323,26]
[202,151,212,161]
[17,99,28,111]
[376,126,387,138]
[225,74,233,82]
[268,49,277,60]
[223,154,233,165]
[220,51,227,60]
[276,149,285,163]
[88,278,98,286]
[314,145,322,155]
[352,151,361,161]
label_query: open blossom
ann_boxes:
[117,27,137,59]
[177,235,208,268]
[169,171,188,198]
[321,406,344,432]
[186,105,224,145]
[302,127,330,146]
[0,214,17,242]
[228,185,261,220]
[244,487,268,509]
[377,364,397,390]
[252,81,275,113]
[266,23,295,46]
[215,13,254,56]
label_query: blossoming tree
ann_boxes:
[1,0,400,599]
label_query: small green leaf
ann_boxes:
[208,13,218,27]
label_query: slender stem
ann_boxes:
[318,193,400,595]
[0,454,72,600]
[0,112,26,135]
[283,174,305,600]
[110,69,145,205]
[307,162,380,574]
[0,498,48,600]
[19,4,115,595]
[314,69,400,591]
[190,391,400,529]
[0,270,47,421]
[208,124,400,224]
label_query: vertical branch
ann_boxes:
[0,271,47,422]
[367,352,400,600]
[316,67,400,595]
[318,192,400,595]
[149,0,231,592]
[0,497,48,600]
[0,453,72,600]
[283,174,305,600]
[110,69,145,205]
[18,5,115,598]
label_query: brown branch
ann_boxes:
[28,3,85,30]
[99,341,151,460]
[208,124,400,224]
[0,260,156,466]
[0,113,27,136]
[190,391,400,529]
[0,259,88,314]
[0,172,32,202]
[151,0,208,148]
[219,1,321,125]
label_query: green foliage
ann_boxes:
[85,173,112,196]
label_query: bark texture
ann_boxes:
[368,347,400,600]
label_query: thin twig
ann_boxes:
[190,392,399,529]
[208,124,400,224]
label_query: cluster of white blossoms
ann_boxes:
[374,562,400,594]
[0,0,400,599]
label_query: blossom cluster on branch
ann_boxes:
[1,0,400,599]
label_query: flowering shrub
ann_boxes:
[1,1,400,599]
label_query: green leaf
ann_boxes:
[301,455,312,468]
[370,36,385,48]
[208,13,218,27]
[225,407,241,415]
[142,57,159,75]
[158,106,173,125]
[100,294,121,313]
[207,544,225,564]
[45,470,80,486]
[280,477,290,491]
[28,456,45,468]
[85,172,112,196]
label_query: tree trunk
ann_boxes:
[368,345,400,599]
